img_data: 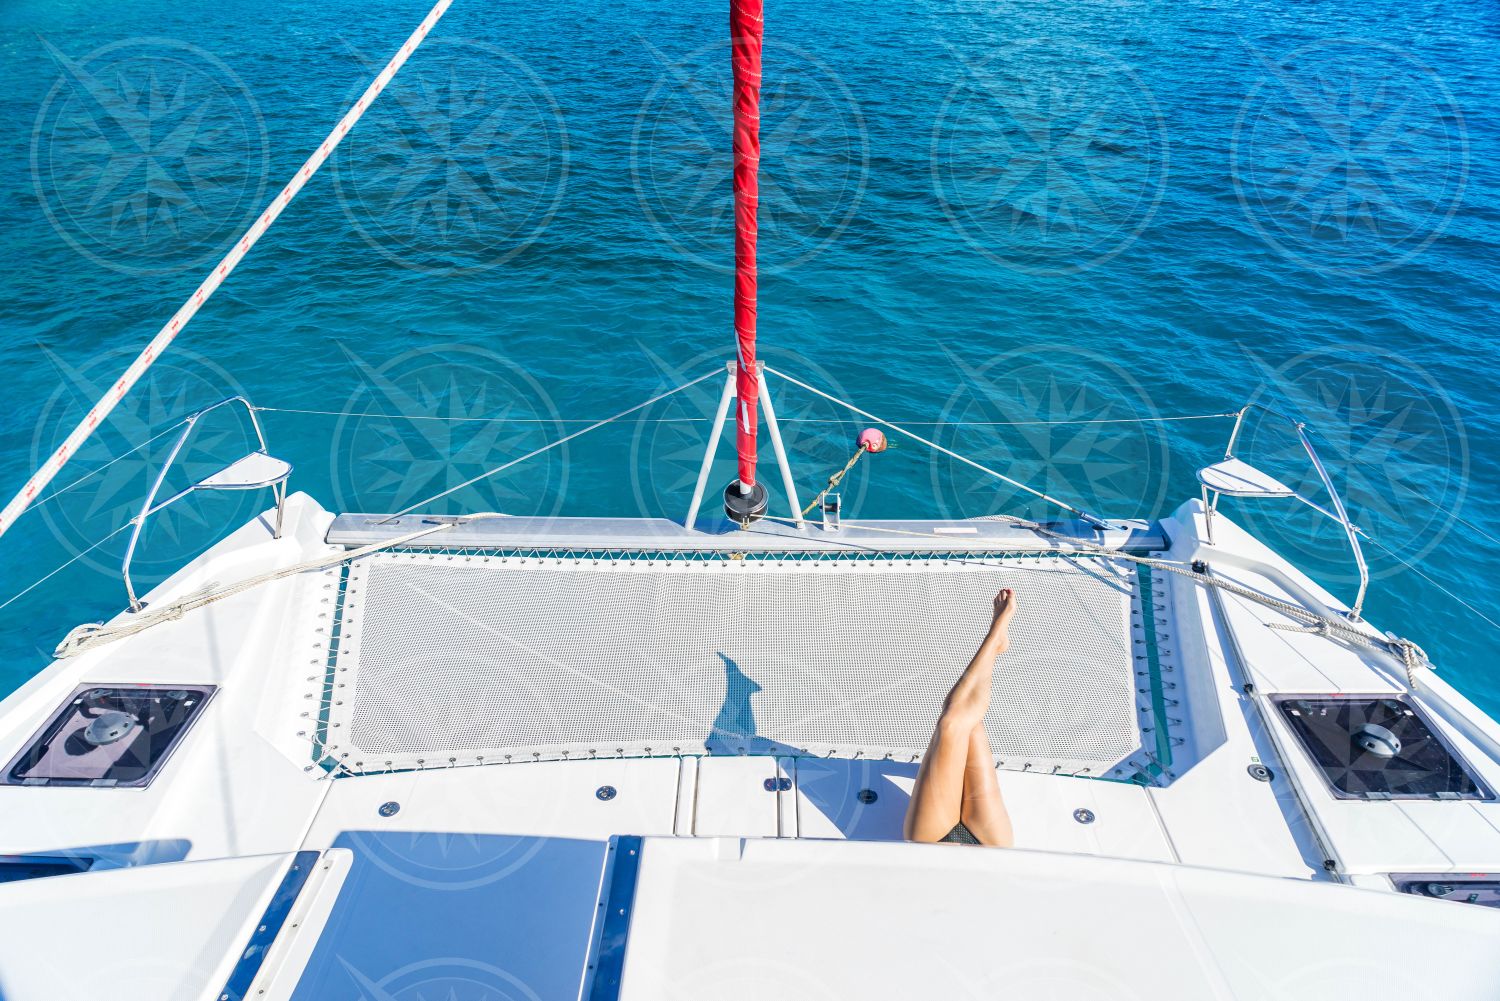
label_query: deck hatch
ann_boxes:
[1273,695,1493,801]
[320,552,1146,776]
[1391,873,1500,909]
[289,833,606,1000]
[3,684,215,788]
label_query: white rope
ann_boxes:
[377,369,723,522]
[764,366,1107,527]
[52,514,503,659]
[29,423,183,510]
[0,0,454,541]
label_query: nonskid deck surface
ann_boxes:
[319,550,1163,777]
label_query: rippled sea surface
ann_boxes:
[1,0,1497,710]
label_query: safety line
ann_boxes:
[252,405,1240,427]
[0,523,132,613]
[376,368,723,522]
[1365,536,1500,634]
[28,423,183,509]
[765,365,1108,527]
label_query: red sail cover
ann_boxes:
[730,0,763,491]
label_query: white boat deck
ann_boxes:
[2,493,1499,998]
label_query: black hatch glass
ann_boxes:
[1273,696,1491,800]
[1392,874,1500,909]
[3,684,215,788]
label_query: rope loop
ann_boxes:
[801,446,870,518]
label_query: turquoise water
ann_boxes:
[1,0,1497,711]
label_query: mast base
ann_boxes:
[723,480,769,528]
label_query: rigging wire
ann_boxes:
[764,365,1108,527]
[0,523,132,613]
[250,404,1242,427]
[8,360,1493,688]
[28,423,183,510]
[1420,504,1500,551]
[375,368,723,522]
[1363,535,1500,634]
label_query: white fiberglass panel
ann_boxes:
[0,854,290,1001]
[617,838,1500,1001]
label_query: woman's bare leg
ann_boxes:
[960,724,1013,847]
[905,589,1018,843]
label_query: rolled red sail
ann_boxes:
[730,0,762,492]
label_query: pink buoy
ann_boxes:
[857,428,888,453]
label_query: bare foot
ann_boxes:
[990,588,1018,653]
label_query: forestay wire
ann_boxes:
[0,0,455,541]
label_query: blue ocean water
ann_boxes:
[0,0,1497,711]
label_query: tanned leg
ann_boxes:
[959,723,1014,847]
[905,589,1018,843]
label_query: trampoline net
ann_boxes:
[321,552,1149,775]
